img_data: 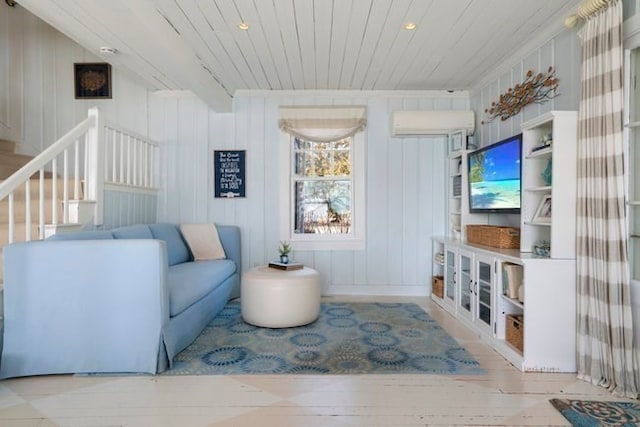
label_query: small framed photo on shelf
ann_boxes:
[532,195,552,223]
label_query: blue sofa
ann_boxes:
[0,223,241,378]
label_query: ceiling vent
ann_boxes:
[391,110,475,137]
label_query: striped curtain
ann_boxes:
[576,0,639,399]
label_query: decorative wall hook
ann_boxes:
[482,67,559,124]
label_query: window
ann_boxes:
[278,106,366,251]
[293,137,352,235]
[282,133,364,250]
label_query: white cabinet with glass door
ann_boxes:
[473,253,494,336]
[441,246,458,314]
[455,249,494,336]
[457,249,473,322]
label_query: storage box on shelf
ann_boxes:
[466,225,520,249]
[506,314,524,353]
[432,275,444,298]
[502,262,524,301]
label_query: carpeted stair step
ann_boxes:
[0,197,62,223]
[1,178,84,200]
[0,153,35,179]
[0,139,17,153]
[0,223,42,251]
[0,179,82,223]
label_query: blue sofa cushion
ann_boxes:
[111,224,153,239]
[167,260,236,317]
[148,223,190,266]
[47,230,114,240]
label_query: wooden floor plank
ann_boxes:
[0,296,621,426]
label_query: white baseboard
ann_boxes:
[326,285,430,297]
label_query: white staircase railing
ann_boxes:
[104,123,156,189]
[0,107,157,244]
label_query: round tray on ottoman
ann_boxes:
[241,265,321,328]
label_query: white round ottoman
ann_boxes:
[241,265,321,328]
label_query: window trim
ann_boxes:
[279,131,365,251]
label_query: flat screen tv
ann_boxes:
[467,134,522,214]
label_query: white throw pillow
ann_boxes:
[180,223,226,261]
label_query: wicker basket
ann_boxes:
[432,275,444,298]
[466,225,520,249]
[506,314,524,353]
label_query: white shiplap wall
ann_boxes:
[151,91,469,296]
[0,5,157,228]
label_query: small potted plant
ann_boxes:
[278,240,292,264]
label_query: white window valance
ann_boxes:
[278,106,367,142]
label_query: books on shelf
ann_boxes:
[268,261,303,271]
[530,144,551,154]
[453,176,462,197]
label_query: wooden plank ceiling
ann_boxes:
[14,0,582,112]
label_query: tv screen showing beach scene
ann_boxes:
[468,135,521,213]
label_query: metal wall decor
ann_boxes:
[482,67,559,124]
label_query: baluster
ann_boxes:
[52,158,58,225]
[84,134,89,197]
[119,132,124,184]
[132,137,138,186]
[150,146,155,188]
[74,139,80,200]
[143,142,149,187]
[104,128,110,183]
[127,135,132,185]
[112,129,117,182]
[63,148,69,223]
[39,169,44,239]
[8,192,14,244]
[25,179,31,241]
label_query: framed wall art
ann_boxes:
[214,150,246,198]
[74,63,112,99]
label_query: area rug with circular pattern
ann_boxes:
[549,398,640,427]
[163,302,485,375]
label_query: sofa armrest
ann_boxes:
[216,225,241,274]
[1,239,169,378]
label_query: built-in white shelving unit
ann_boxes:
[431,111,578,373]
[520,111,578,258]
[445,131,489,242]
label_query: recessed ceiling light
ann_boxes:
[238,22,249,30]
[404,22,417,30]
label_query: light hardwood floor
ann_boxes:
[0,296,622,426]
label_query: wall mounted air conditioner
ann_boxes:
[391,110,475,137]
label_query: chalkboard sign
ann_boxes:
[214,150,245,198]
